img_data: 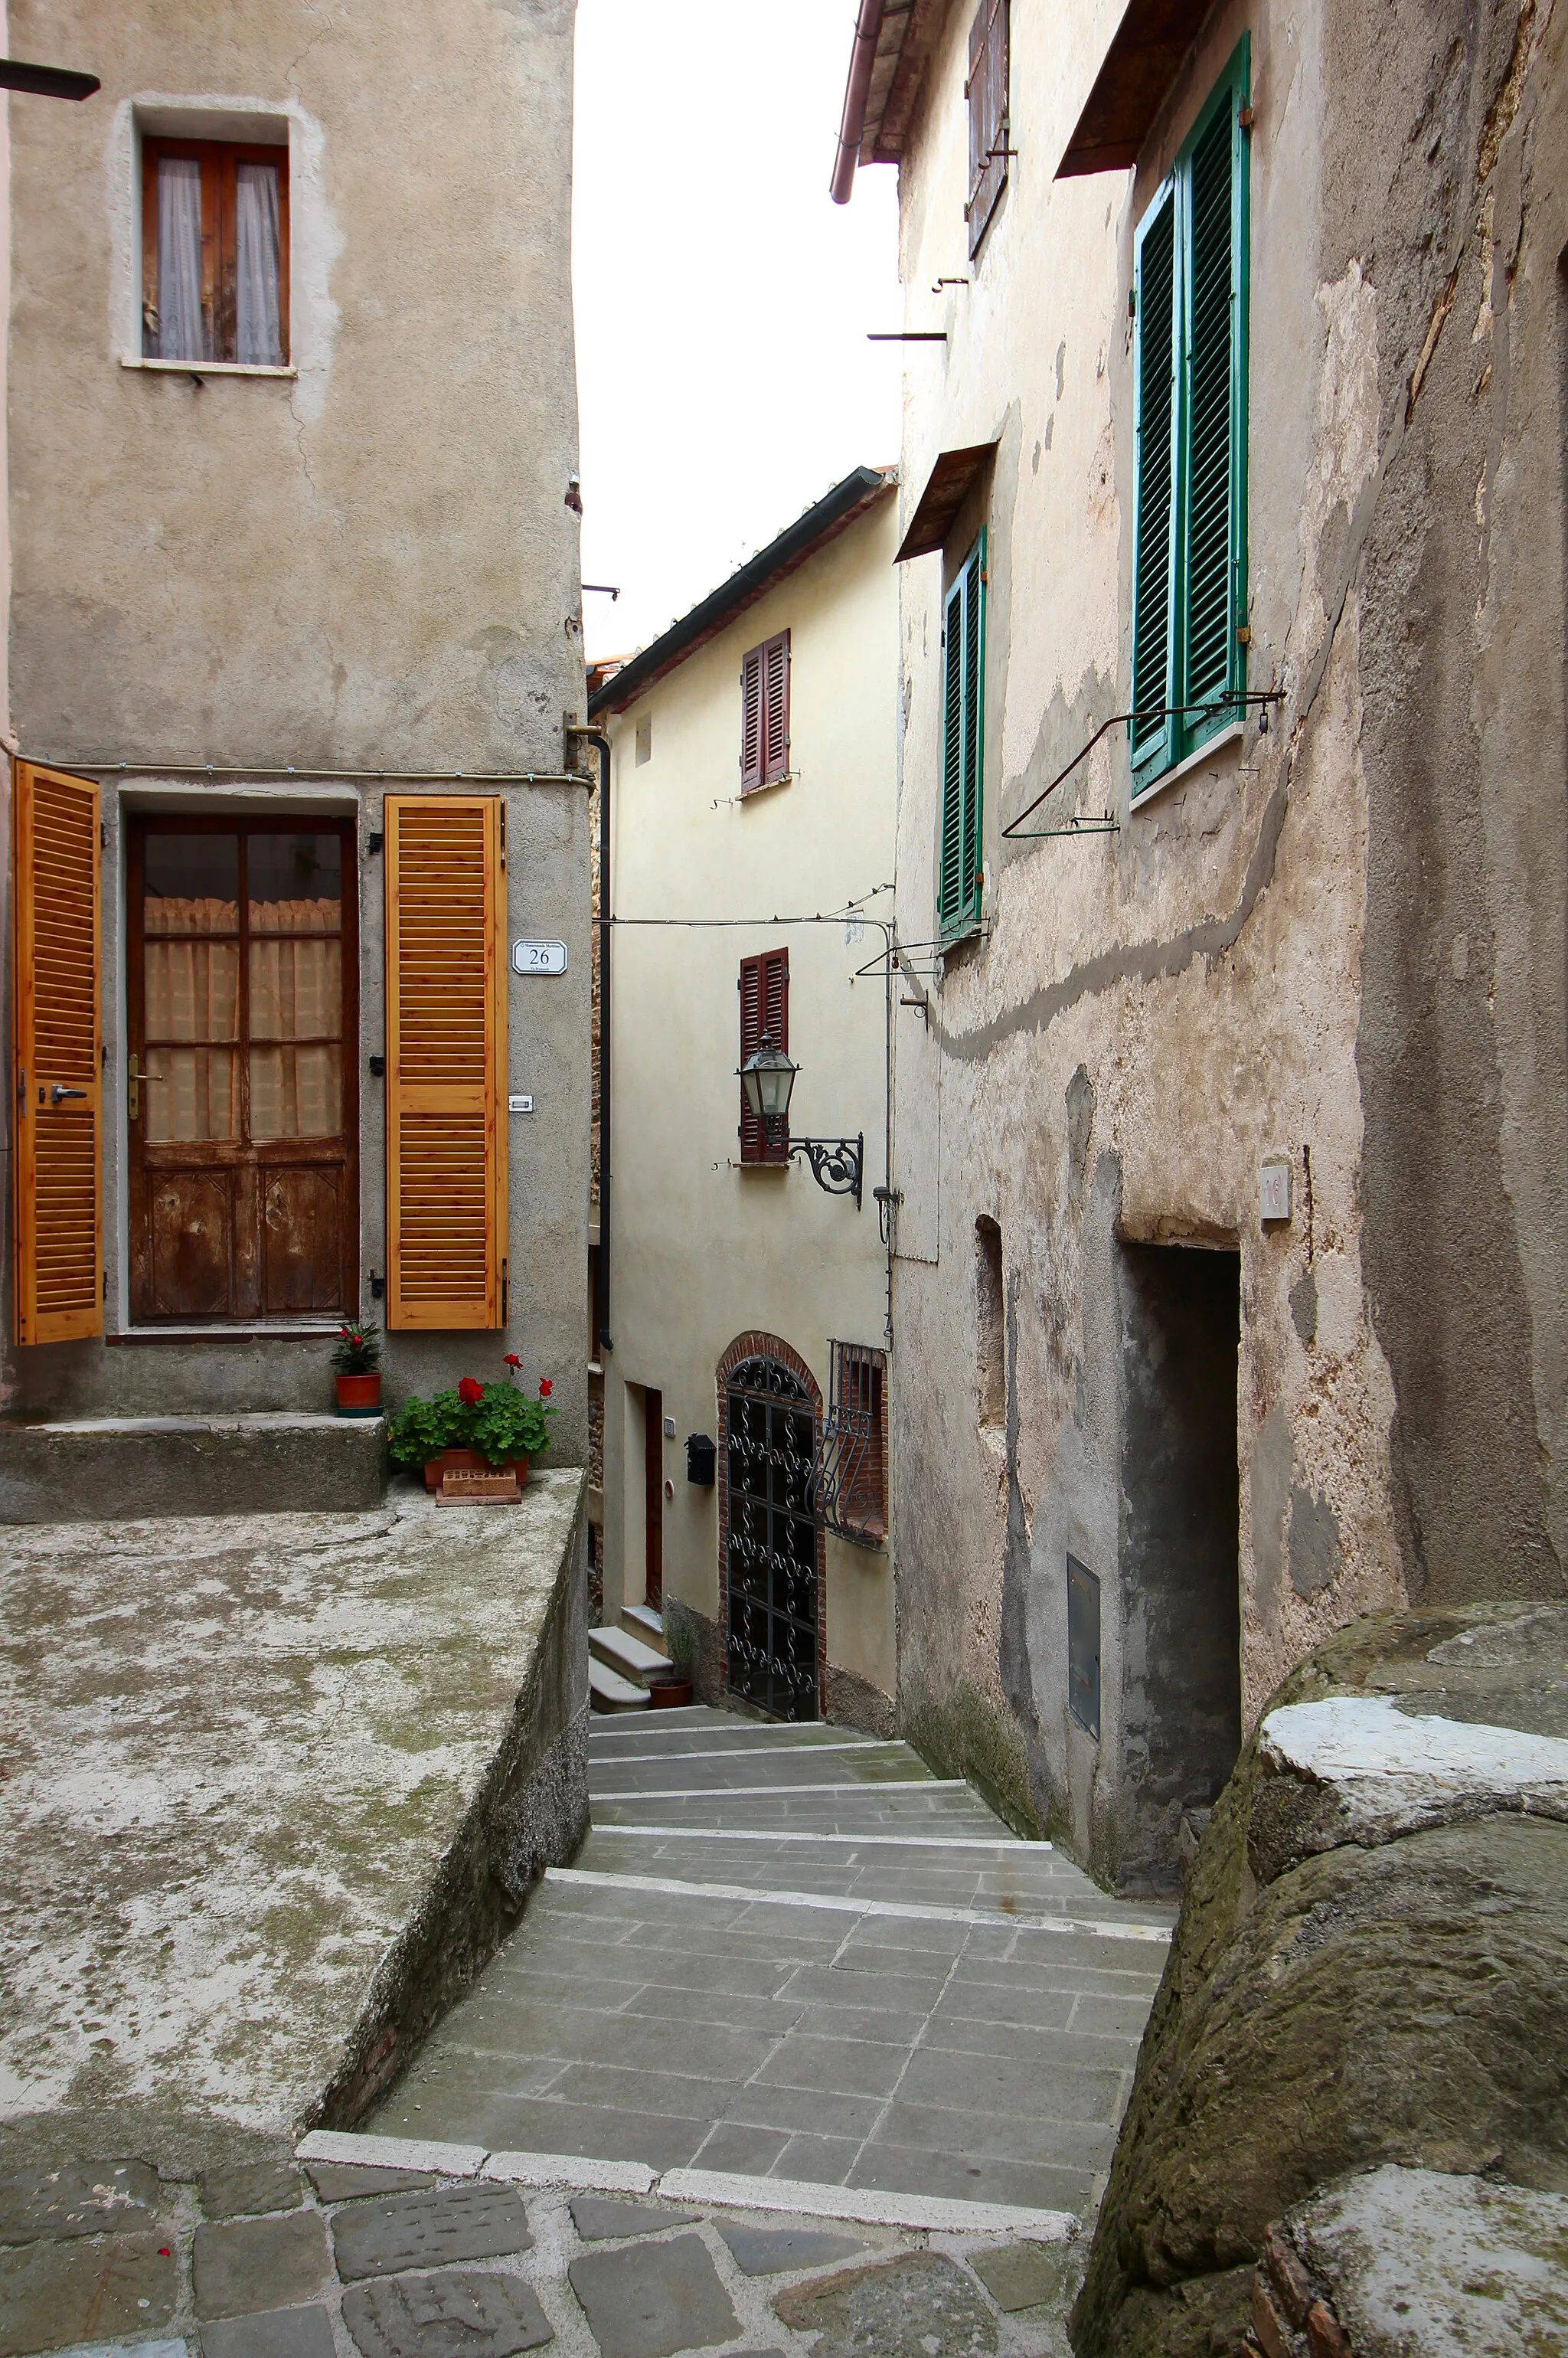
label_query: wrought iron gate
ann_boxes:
[724,1354,820,1720]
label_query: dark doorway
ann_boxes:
[642,1386,664,1609]
[127,819,358,1321]
[724,1353,820,1721]
[1117,1241,1242,1895]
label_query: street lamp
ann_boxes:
[738,1034,864,1209]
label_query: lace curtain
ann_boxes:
[234,162,283,366]
[144,896,340,1143]
[157,158,207,362]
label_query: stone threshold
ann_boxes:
[296,2131,1079,2239]
[544,1863,1174,1942]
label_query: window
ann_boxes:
[634,712,652,766]
[939,536,985,939]
[976,1215,1004,1428]
[142,138,289,366]
[1067,1555,1101,1739]
[967,0,1010,255]
[741,631,790,791]
[739,947,789,1165]
[1129,39,1250,794]
[817,1340,888,1546]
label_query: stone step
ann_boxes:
[590,1660,651,1713]
[621,1601,668,1655]
[0,1412,387,1524]
[589,1624,672,1687]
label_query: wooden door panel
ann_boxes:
[148,1172,233,1317]
[262,1166,343,1313]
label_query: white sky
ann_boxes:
[572,0,904,664]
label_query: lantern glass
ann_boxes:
[740,1033,797,1127]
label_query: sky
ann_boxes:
[572,0,904,665]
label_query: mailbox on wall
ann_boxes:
[686,1433,717,1486]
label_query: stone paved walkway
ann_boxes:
[368,1707,1172,2219]
[0,1708,1175,2358]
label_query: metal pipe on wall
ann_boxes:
[570,728,613,1355]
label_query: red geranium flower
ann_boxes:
[457,1376,484,1406]
[504,1353,522,1369]
[538,1378,554,1398]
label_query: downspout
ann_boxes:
[830,0,885,204]
[570,728,613,1353]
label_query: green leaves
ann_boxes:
[387,1381,555,1470]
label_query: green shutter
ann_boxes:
[1131,187,1178,780]
[939,535,985,937]
[1130,37,1249,797]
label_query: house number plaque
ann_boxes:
[511,939,568,976]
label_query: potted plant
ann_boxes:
[332,1322,383,1417]
[652,1601,695,1709]
[388,1359,555,1491]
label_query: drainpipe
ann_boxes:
[831,0,885,204]
[570,728,613,1353]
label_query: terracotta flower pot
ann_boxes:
[335,1372,382,1418]
[649,1679,693,1709]
[423,1447,530,1493]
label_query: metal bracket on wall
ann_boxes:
[1002,687,1285,841]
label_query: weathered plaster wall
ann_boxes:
[598,497,900,1714]
[2,2,589,1444]
[887,0,1566,1886]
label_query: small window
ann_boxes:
[976,1215,1004,1428]
[739,947,789,1165]
[1067,1555,1101,1739]
[939,537,985,939]
[740,631,790,792]
[634,712,652,766]
[142,137,289,366]
[966,0,1009,255]
[818,1340,888,1546]
[1129,38,1250,792]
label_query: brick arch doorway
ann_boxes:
[717,1333,825,1722]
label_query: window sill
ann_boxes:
[106,1323,341,1345]
[122,356,297,380]
[1131,719,1244,811]
[739,772,795,800]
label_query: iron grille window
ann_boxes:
[812,1340,887,1547]
[726,1353,819,1720]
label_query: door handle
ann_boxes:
[50,1084,87,1104]
[127,1055,165,1121]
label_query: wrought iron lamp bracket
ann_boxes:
[767,1126,864,1208]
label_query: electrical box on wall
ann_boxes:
[1259,1156,1293,1225]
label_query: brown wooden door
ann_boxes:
[644,1386,664,1609]
[127,819,358,1322]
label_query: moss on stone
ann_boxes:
[900,1679,1043,1840]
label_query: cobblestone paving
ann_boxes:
[0,1709,1172,2358]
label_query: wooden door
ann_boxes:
[127,819,358,1321]
[13,764,102,1343]
[644,1386,664,1609]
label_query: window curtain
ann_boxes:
[143,894,340,1143]
[234,162,283,366]
[249,897,341,1143]
[157,158,207,362]
[144,896,238,1140]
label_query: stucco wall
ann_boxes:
[599,494,900,1712]
[1,1,589,1448]
[884,0,1566,1882]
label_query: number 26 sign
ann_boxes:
[511,939,568,976]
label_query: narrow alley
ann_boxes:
[369,1707,1172,2219]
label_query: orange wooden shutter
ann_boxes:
[14,762,102,1344]
[385,794,507,1329]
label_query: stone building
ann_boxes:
[831,0,1566,1888]
[0,0,589,1473]
[587,470,900,1726]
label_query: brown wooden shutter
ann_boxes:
[739,946,789,1166]
[762,631,790,784]
[14,763,102,1344]
[740,644,764,790]
[967,0,1008,254]
[385,794,507,1329]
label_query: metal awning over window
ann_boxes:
[896,443,997,563]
